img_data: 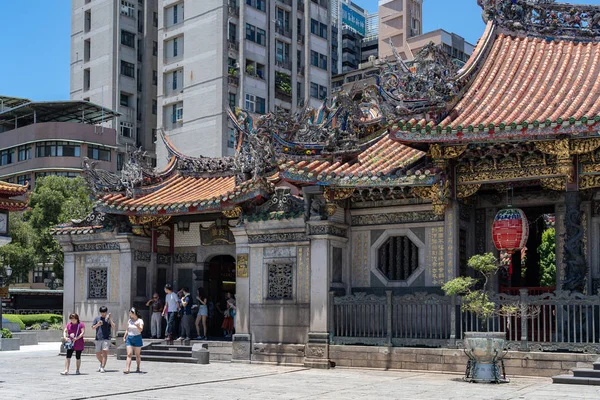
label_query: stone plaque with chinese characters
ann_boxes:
[237,254,248,278]
[200,223,235,245]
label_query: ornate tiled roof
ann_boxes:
[279,135,438,187]
[0,199,28,212]
[392,1,600,143]
[50,225,104,235]
[95,174,269,215]
[0,181,28,196]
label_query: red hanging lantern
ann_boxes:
[492,207,529,277]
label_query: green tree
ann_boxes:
[538,228,556,287]
[0,176,93,282]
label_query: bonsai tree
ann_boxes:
[442,253,499,320]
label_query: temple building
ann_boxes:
[55,0,600,367]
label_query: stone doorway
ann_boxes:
[206,255,236,336]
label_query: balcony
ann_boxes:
[228,75,239,87]
[297,33,305,45]
[228,5,239,17]
[275,59,292,71]
[278,0,292,6]
[228,39,239,52]
[297,65,305,76]
[275,25,292,39]
[275,88,292,103]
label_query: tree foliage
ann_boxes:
[0,176,93,283]
[538,228,556,287]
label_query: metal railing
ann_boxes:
[331,289,600,353]
[275,59,292,71]
[228,40,239,52]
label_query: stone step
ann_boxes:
[573,369,600,378]
[141,349,193,358]
[151,345,193,351]
[594,362,600,371]
[552,375,600,385]
[137,355,199,364]
[251,354,305,366]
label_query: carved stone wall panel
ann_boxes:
[351,211,443,227]
[174,253,197,264]
[297,246,310,303]
[74,242,120,252]
[427,227,445,286]
[351,231,370,287]
[134,251,151,262]
[110,254,120,302]
[248,232,308,244]
[308,225,348,237]
[157,254,171,265]
[445,208,456,281]
[88,268,108,299]
[250,247,263,304]
[267,263,293,300]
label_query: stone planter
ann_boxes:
[463,332,507,383]
[36,329,63,342]
[0,338,21,351]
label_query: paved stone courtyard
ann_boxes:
[2,343,600,399]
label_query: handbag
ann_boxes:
[64,323,80,350]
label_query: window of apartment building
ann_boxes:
[245,94,265,114]
[310,82,327,99]
[152,129,157,143]
[5,177,14,184]
[152,100,157,115]
[152,70,157,85]
[87,145,111,162]
[33,265,53,284]
[17,174,30,186]
[17,145,31,162]
[117,153,124,171]
[120,122,133,137]
[120,60,135,78]
[36,171,79,180]
[153,11,158,27]
[246,0,266,12]
[297,18,303,35]
[246,23,266,46]
[228,57,237,68]
[120,92,130,107]
[84,10,91,33]
[121,30,135,48]
[173,37,179,57]
[228,22,237,42]
[121,0,135,18]
[310,19,327,39]
[84,69,91,91]
[320,22,327,39]
[172,70,178,90]
[319,53,327,70]
[0,149,13,166]
[311,51,327,70]
[153,41,158,56]
[170,103,183,123]
[137,69,142,92]
[84,39,91,62]
[245,60,265,79]
[36,142,81,158]
[297,82,303,102]
[228,128,236,149]
[228,93,236,108]
[276,41,290,66]
[276,8,290,33]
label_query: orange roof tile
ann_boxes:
[393,32,600,142]
[0,181,28,196]
[279,135,435,186]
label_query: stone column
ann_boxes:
[230,225,251,362]
[304,221,349,369]
[58,239,75,325]
[444,200,459,280]
[562,191,587,293]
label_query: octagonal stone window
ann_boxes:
[377,236,420,281]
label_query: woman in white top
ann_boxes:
[123,307,144,374]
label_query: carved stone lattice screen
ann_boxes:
[88,268,108,299]
[267,263,293,300]
[377,236,419,281]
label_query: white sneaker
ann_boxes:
[98,366,102,372]
[100,367,106,373]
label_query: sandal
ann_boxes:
[136,368,141,373]
[60,371,69,375]
[123,370,130,374]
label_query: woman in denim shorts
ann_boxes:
[123,307,144,373]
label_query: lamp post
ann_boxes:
[0,265,12,332]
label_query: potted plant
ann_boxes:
[246,64,255,75]
[228,67,238,77]
[442,253,508,383]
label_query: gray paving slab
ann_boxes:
[2,343,600,399]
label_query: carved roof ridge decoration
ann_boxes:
[159,128,237,176]
[244,186,305,221]
[479,0,600,42]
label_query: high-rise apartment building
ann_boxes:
[378,0,422,60]
[70,0,158,169]
[331,0,367,74]
[156,0,332,166]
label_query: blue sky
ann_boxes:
[0,0,597,101]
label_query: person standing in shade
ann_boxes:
[146,292,164,339]
[178,287,193,341]
[195,288,208,340]
[162,284,179,341]
[92,306,115,373]
[123,307,144,374]
[61,313,85,375]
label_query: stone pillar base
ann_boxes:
[232,333,251,363]
[304,332,331,369]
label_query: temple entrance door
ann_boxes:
[507,205,556,290]
[207,255,236,336]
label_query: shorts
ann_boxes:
[199,305,208,317]
[95,339,110,352]
[66,349,82,359]
[126,335,143,347]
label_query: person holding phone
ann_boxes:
[92,306,115,373]
[123,307,144,374]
